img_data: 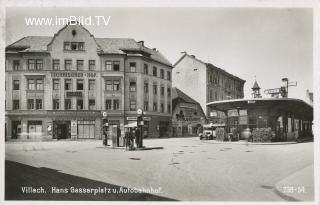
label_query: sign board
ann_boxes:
[71,120,77,135]
[247,100,256,104]
[127,116,151,121]
[137,109,143,115]
[66,92,82,97]
[264,88,280,94]
[102,112,107,117]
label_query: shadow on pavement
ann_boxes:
[5,160,176,201]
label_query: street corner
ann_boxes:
[273,165,314,201]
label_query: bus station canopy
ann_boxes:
[207,98,313,121]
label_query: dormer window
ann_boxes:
[64,42,85,51]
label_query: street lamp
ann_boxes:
[137,108,144,148]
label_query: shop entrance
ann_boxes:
[53,121,71,140]
[11,120,21,139]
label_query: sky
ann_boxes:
[6,7,313,101]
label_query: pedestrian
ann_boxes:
[135,127,140,148]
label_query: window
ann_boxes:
[160,69,164,79]
[144,82,149,93]
[153,66,157,77]
[27,79,35,90]
[77,79,84,90]
[36,79,43,90]
[161,86,165,96]
[53,99,59,110]
[13,60,20,70]
[89,99,95,110]
[36,60,43,70]
[113,61,120,71]
[130,62,136,72]
[144,64,149,74]
[77,99,83,110]
[27,99,34,109]
[53,59,60,70]
[78,42,84,50]
[144,101,149,111]
[104,99,111,110]
[105,80,112,91]
[65,79,72,90]
[64,42,71,50]
[77,60,84,70]
[71,42,78,50]
[167,104,171,113]
[53,79,60,90]
[167,71,171,81]
[89,60,95,71]
[113,99,120,110]
[13,80,19,90]
[153,102,157,112]
[153,84,157,95]
[105,61,112,71]
[167,87,171,97]
[28,60,35,70]
[88,79,95,90]
[13,100,19,110]
[161,103,164,112]
[113,80,120,91]
[36,99,42,109]
[65,99,72,110]
[130,81,136,92]
[130,101,136,111]
[65,60,72,70]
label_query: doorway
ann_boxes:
[11,120,21,139]
[53,121,71,140]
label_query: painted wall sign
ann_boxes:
[66,92,83,97]
[51,72,97,78]
[71,120,77,135]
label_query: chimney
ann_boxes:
[152,48,157,51]
[190,55,196,58]
[181,51,187,55]
[137,41,144,46]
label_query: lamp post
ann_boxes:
[137,108,144,148]
[102,111,108,146]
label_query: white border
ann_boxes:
[0,1,319,205]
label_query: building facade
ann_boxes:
[173,52,245,123]
[172,87,206,137]
[5,23,172,141]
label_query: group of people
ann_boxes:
[124,127,141,150]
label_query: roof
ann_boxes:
[174,53,245,82]
[252,80,260,89]
[172,87,199,105]
[207,98,313,120]
[6,26,172,66]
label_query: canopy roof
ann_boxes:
[207,98,313,120]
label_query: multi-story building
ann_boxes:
[5,23,172,141]
[173,52,245,123]
[172,87,206,137]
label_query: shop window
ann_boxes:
[130,62,136,73]
[65,59,72,70]
[65,79,72,90]
[13,80,20,90]
[27,99,34,109]
[130,100,136,111]
[52,59,60,70]
[144,64,149,74]
[77,79,84,90]
[153,102,157,112]
[105,99,112,110]
[53,79,60,90]
[160,69,164,79]
[65,99,72,110]
[105,61,112,71]
[113,80,120,91]
[89,60,95,71]
[105,80,112,91]
[53,99,59,110]
[36,99,43,110]
[88,79,95,90]
[144,82,149,93]
[13,100,19,110]
[77,99,83,110]
[130,81,136,92]
[113,99,120,110]
[89,99,95,110]
[113,61,120,71]
[144,101,149,111]
[153,66,157,77]
[13,60,20,71]
[77,120,95,139]
[77,60,84,70]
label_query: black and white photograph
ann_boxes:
[1,0,319,204]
